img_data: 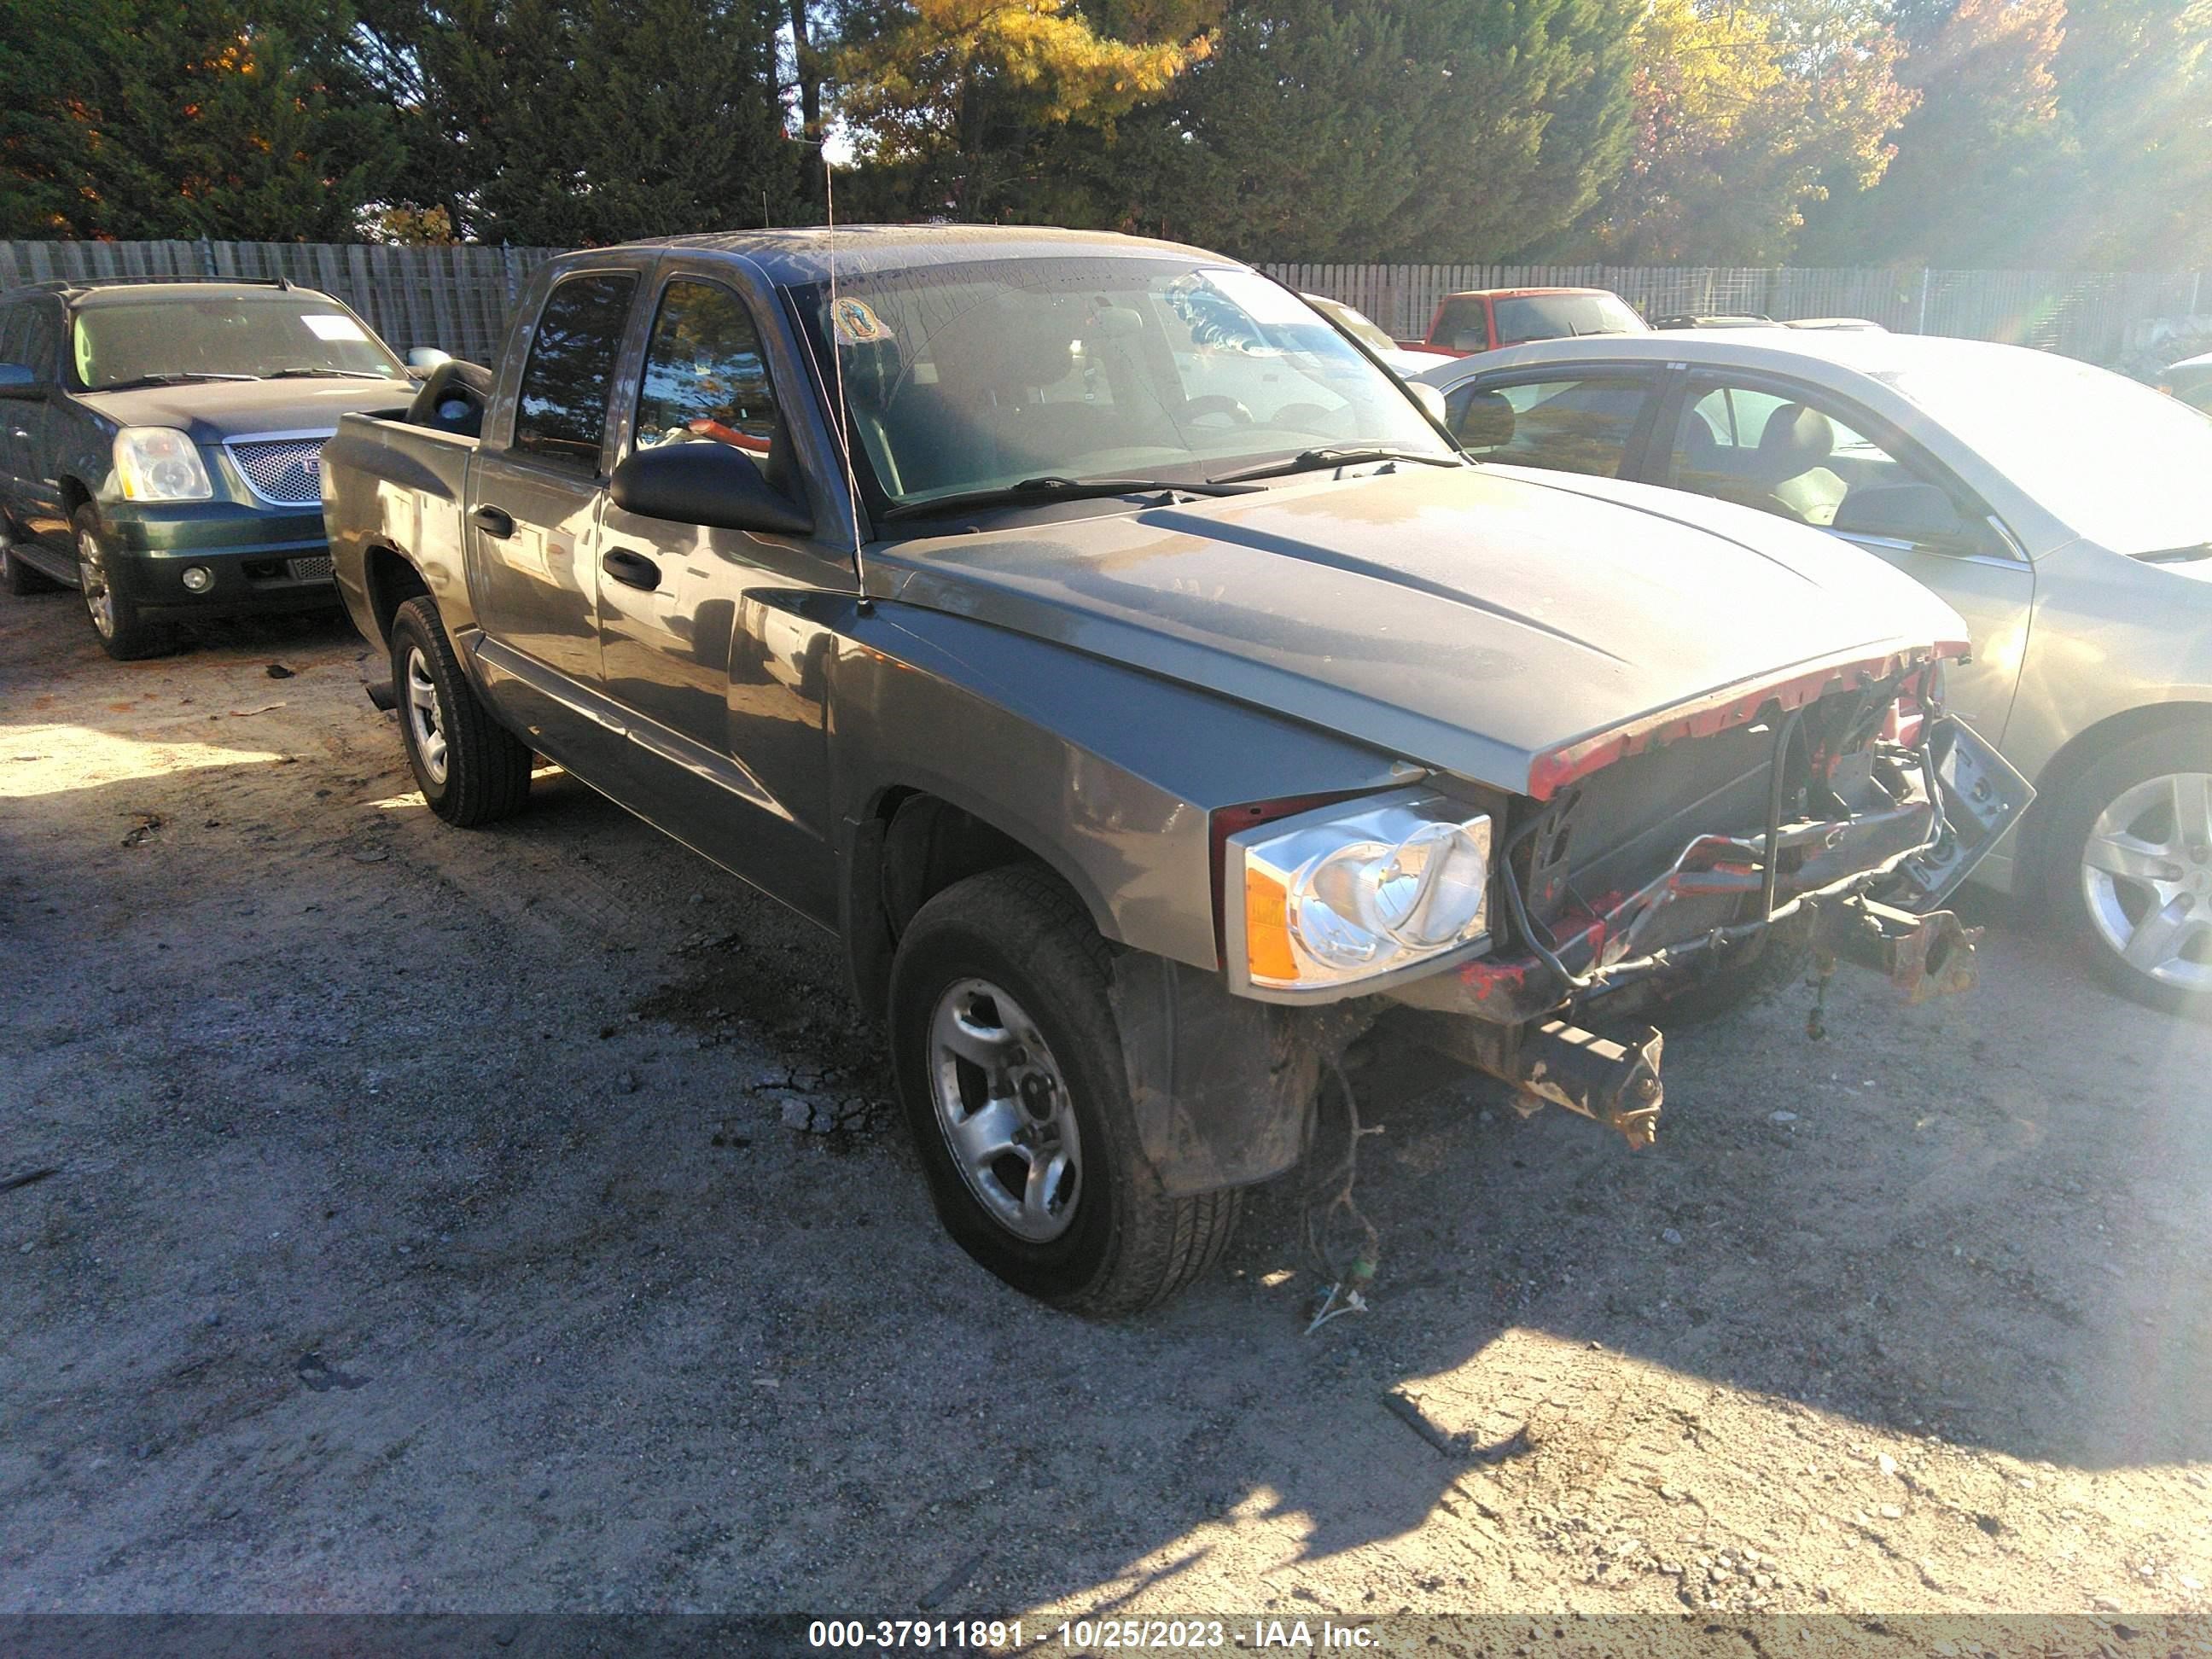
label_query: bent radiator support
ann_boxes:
[1412,1014,1665,1149]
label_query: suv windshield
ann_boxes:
[790,255,1450,513]
[1886,349,2212,556]
[1493,293,1646,347]
[72,295,405,391]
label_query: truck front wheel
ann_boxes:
[389,596,533,826]
[888,865,1241,1314]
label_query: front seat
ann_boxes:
[1752,403,1848,526]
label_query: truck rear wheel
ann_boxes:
[389,596,533,827]
[888,865,1241,1314]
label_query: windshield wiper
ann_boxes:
[265,368,399,381]
[1207,446,1464,486]
[881,475,1257,522]
[93,372,262,392]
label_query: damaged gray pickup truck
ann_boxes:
[322,228,2029,1313]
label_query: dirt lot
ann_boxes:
[4,587,2211,1623]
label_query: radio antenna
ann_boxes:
[819,151,870,610]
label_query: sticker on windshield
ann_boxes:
[830,298,894,346]
[301,313,368,342]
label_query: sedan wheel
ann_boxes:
[2079,770,2212,994]
[928,976,1081,1243]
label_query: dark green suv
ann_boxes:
[0,277,419,657]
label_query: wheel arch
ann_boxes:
[841,784,1115,1022]
[2021,699,2212,887]
[362,540,433,652]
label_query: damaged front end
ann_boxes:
[1389,657,2031,1145]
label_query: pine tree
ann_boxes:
[0,0,402,240]
[1097,0,1638,261]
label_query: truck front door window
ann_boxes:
[635,280,782,459]
[515,273,638,472]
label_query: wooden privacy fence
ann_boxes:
[2,240,2206,369]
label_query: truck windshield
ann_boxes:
[1493,293,1646,346]
[72,297,406,391]
[789,255,1451,514]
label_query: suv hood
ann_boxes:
[79,376,416,441]
[874,463,1968,796]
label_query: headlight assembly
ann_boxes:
[113,427,213,502]
[1226,790,1493,998]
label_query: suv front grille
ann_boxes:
[228,437,329,507]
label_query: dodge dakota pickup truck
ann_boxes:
[323,227,2028,1313]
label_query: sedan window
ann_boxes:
[1447,375,1654,478]
[1667,383,1941,531]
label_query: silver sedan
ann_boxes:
[1418,329,2212,1011]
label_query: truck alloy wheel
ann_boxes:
[403,645,450,786]
[928,976,1082,1242]
[387,595,533,827]
[888,865,1241,1313]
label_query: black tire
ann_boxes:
[0,535,58,595]
[388,595,533,827]
[888,865,1241,1314]
[2040,726,2212,1014]
[73,505,170,660]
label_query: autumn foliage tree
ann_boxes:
[834,0,1204,218]
[1579,0,1913,262]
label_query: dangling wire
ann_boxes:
[1304,1057,1381,1334]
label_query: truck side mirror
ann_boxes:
[0,363,41,399]
[609,439,813,537]
[406,346,455,372]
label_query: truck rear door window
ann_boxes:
[515,272,638,473]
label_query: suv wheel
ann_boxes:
[888,864,1242,1314]
[2045,726,2212,1012]
[73,506,168,660]
[389,595,533,826]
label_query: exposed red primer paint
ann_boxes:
[1525,639,1966,801]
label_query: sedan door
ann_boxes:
[1644,370,2035,743]
[591,264,850,923]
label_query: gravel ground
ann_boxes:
[3,588,2210,1621]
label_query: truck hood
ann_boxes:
[78,376,416,441]
[873,463,1969,796]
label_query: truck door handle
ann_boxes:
[470,504,515,538]
[601,547,661,591]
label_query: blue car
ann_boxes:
[0,277,422,657]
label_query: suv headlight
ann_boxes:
[114,427,213,502]
[1226,790,1493,998]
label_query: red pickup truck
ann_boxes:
[1400,286,1648,357]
